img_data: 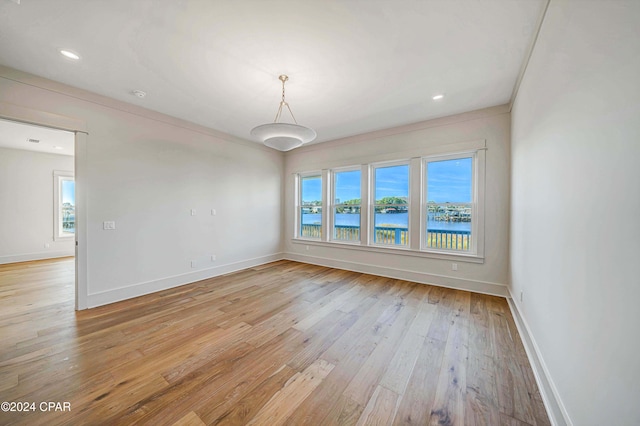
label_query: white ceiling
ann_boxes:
[0,118,74,156]
[0,0,546,146]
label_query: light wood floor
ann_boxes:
[0,258,549,426]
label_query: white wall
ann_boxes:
[0,67,284,307]
[510,1,640,425]
[0,147,75,263]
[284,106,511,295]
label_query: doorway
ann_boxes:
[0,103,88,310]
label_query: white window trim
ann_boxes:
[329,166,363,244]
[370,159,412,248]
[360,164,371,246]
[291,238,484,263]
[292,141,486,263]
[421,150,484,258]
[295,171,323,241]
[53,170,74,241]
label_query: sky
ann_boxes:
[427,157,472,203]
[302,158,472,203]
[374,165,408,200]
[335,169,361,203]
[62,180,75,205]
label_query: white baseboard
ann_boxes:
[284,252,508,297]
[86,253,285,308]
[506,292,572,426]
[0,250,75,265]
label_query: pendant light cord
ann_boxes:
[273,75,298,124]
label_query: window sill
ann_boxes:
[291,238,484,264]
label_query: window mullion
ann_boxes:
[294,174,301,239]
[409,157,422,251]
[321,169,330,242]
[361,164,370,246]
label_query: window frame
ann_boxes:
[296,171,324,241]
[421,151,480,256]
[370,159,411,248]
[329,166,363,244]
[292,143,486,263]
[53,170,75,241]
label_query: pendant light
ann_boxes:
[250,75,316,151]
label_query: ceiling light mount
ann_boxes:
[59,49,80,60]
[132,90,147,98]
[250,74,316,151]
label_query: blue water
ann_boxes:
[302,212,470,231]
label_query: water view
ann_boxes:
[61,179,75,234]
[300,158,473,250]
[302,212,471,232]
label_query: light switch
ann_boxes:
[191,209,196,216]
[103,221,116,230]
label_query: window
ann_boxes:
[372,162,409,246]
[53,170,75,240]
[424,155,474,252]
[299,174,322,239]
[331,168,361,242]
[293,143,485,261]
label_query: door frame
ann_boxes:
[0,102,89,310]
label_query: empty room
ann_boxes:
[0,1,638,425]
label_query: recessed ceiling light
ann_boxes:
[60,49,80,60]
[132,90,147,98]
[432,94,444,100]
[53,146,64,150]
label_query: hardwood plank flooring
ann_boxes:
[0,258,550,425]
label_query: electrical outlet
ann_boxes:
[191,209,196,216]
[305,245,310,251]
[103,221,116,230]
[451,263,458,271]
[211,255,216,262]
[44,243,50,248]
[191,260,196,268]
[211,209,217,216]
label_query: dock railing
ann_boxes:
[300,224,470,250]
